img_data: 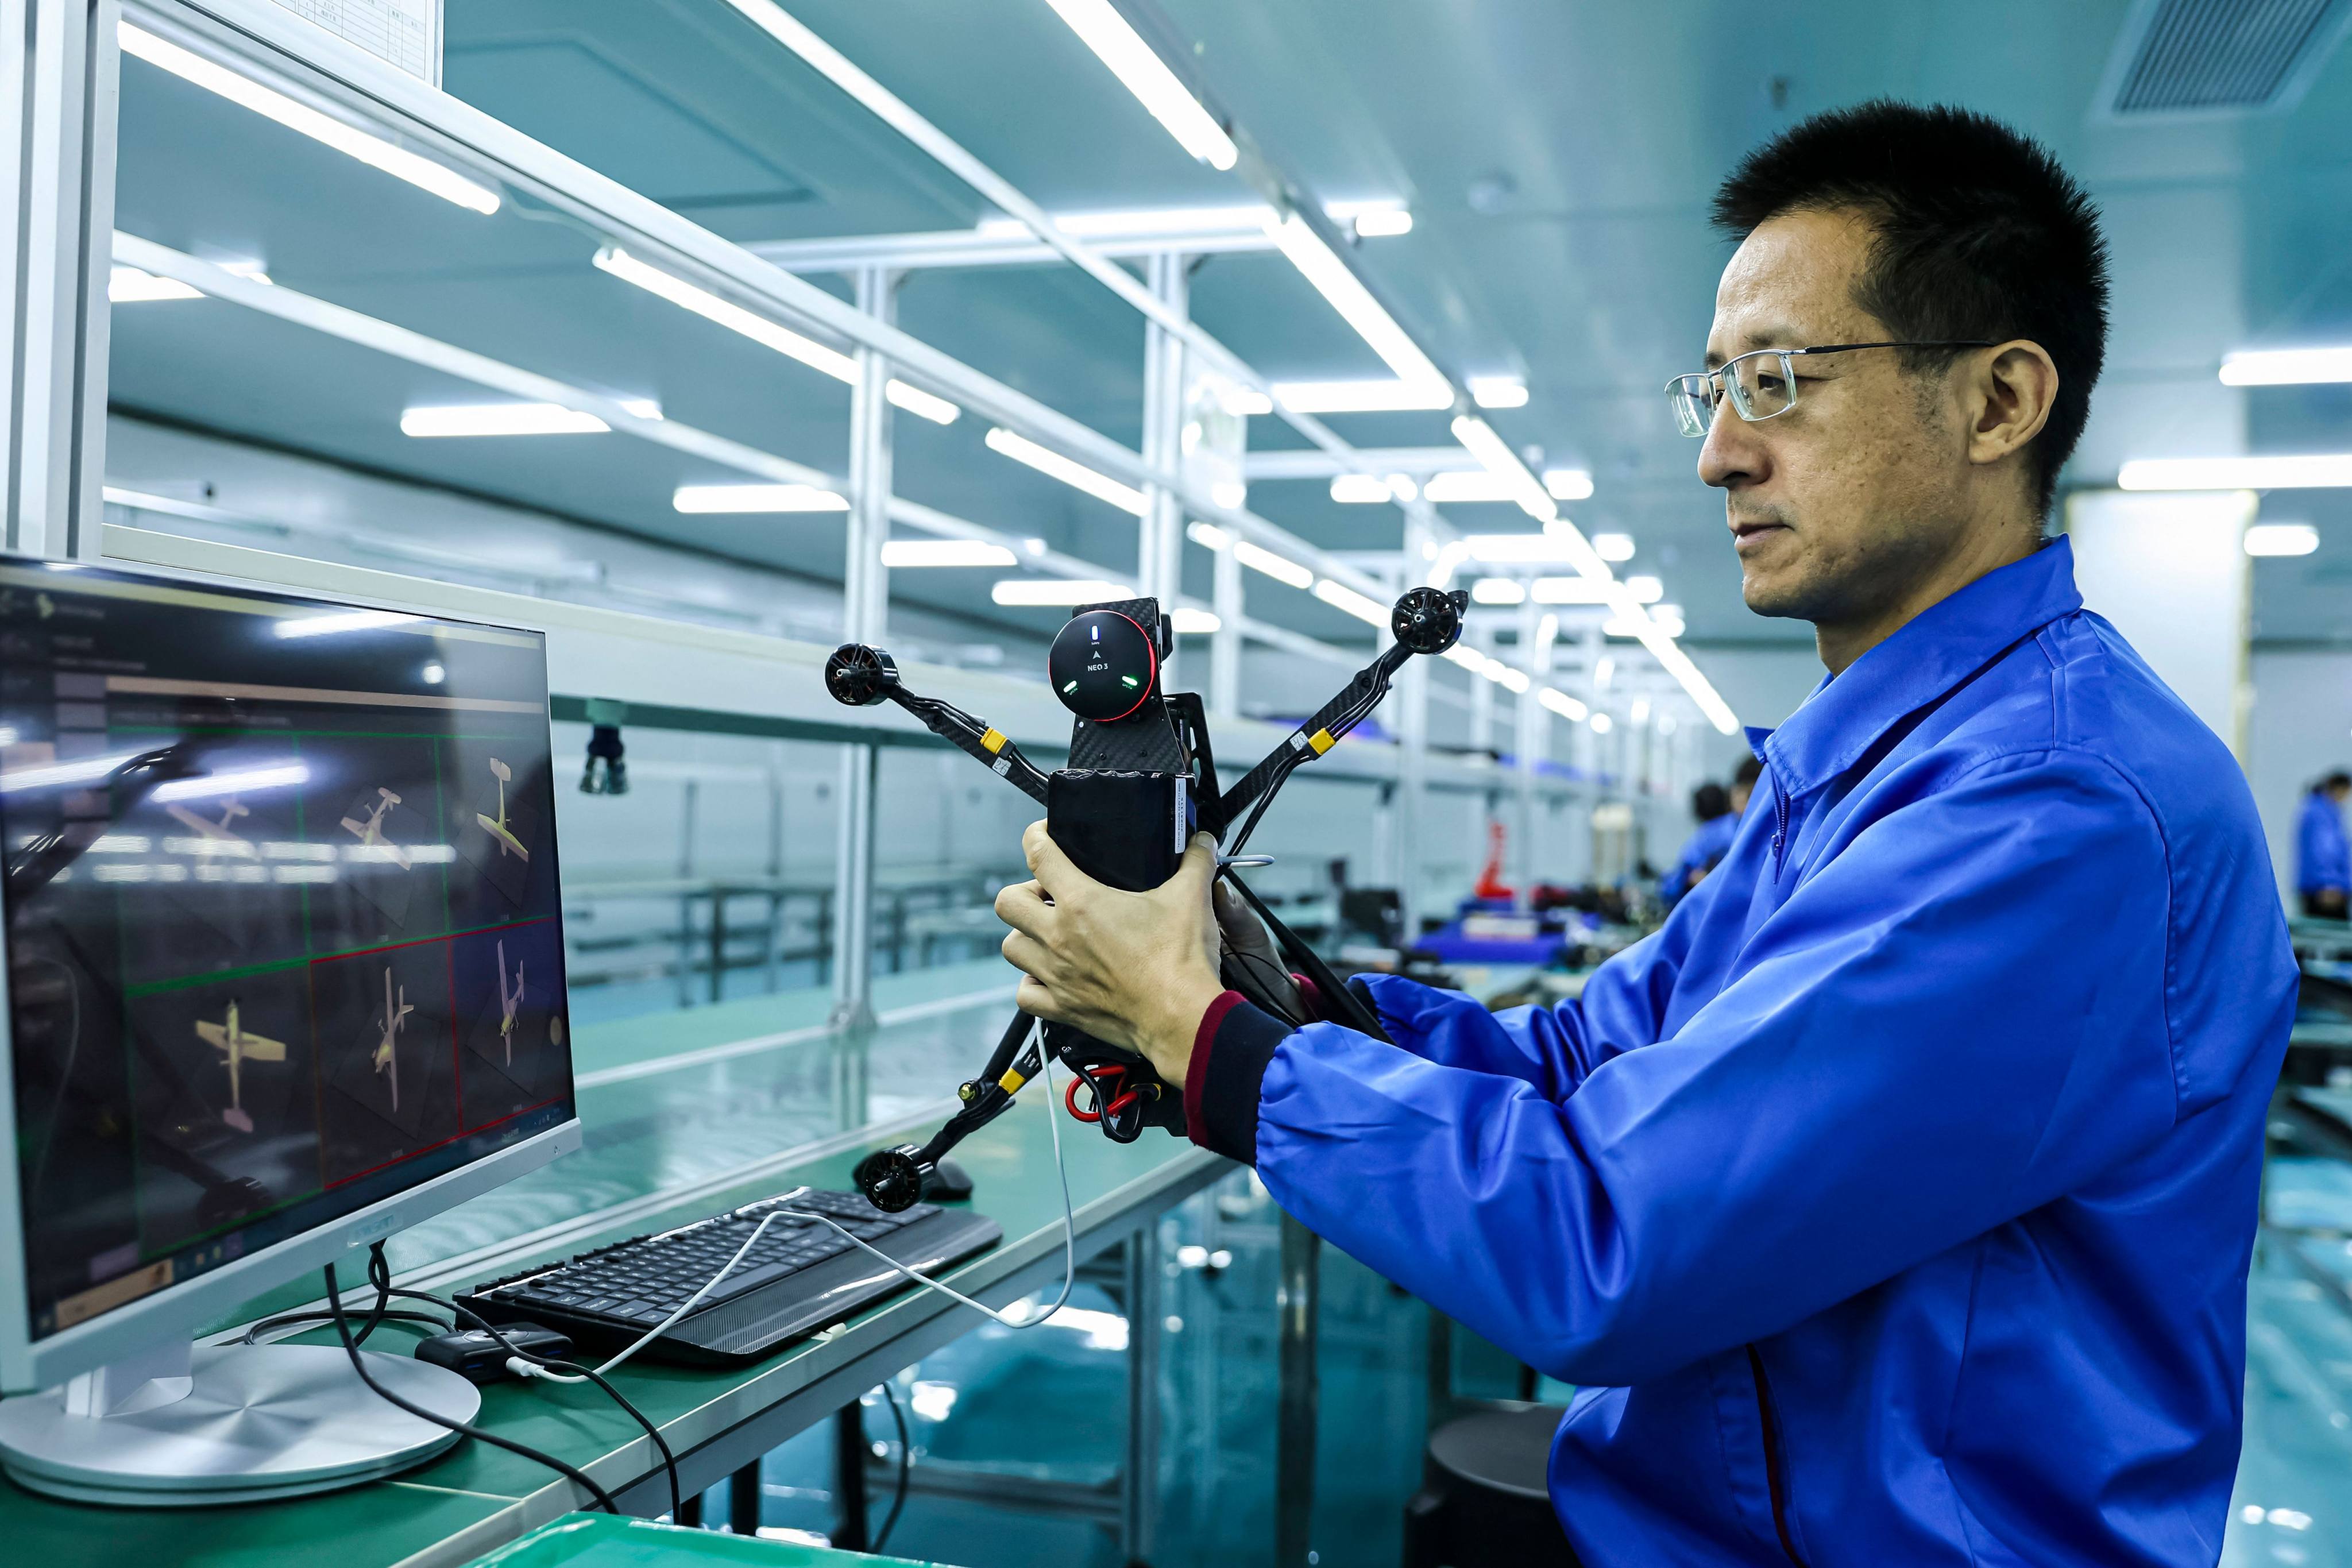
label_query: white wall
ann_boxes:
[2247,648,2352,904]
[2066,490,2255,758]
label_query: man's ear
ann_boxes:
[1965,340,2059,469]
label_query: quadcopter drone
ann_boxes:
[825,585,1467,1211]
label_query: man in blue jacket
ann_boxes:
[2299,770,2350,918]
[1661,756,1761,907]
[997,102,2296,1566]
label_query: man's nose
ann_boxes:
[1697,399,1766,492]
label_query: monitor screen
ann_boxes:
[1,558,574,1343]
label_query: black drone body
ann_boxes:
[824,584,1466,1209]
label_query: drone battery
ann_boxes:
[1049,770,1189,891]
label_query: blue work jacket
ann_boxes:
[1185,538,2296,1566]
[2298,787,2350,895]
[1659,810,1739,906]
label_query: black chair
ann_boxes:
[1401,1404,1579,1567]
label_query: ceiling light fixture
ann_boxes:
[984,427,1147,515]
[1589,712,1614,734]
[1040,0,1237,170]
[401,403,609,438]
[1465,533,1578,564]
[1470,578,1525,605]
[1592,532,1635,562]
[1624,575,1663,604]
[1342,206,1413,239]
[2118,454,2352,490]
[1312,579,1389,625]
[118,23,501,215]
[673,484,848,513]
[1265,211,1448,390]
[1451,415,1555,521]
[1469,378,1528,410]
[1530,577,1610,604]
[1330,474,1395,504]
[1538,687,1589,721]
[991,578,1134,606]
[1233,539,1314,590]
[2219,346,2352,386]
[2243,522,2319,556]
[109,265,202,303]
[880,539,1018,567]
[1185,521,1233,550]
[1269,379,1454,415]
[1171,607,1222,634]
[1543,469,1594,501]
[1493,666,1531,694]
[592,246,958,424]
[1440,644,1485,671]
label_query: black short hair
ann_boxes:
[1712,101,2110,520]
[1692,782,1732,821]
[1733,755,1764,789]
[2323,770,2352,793]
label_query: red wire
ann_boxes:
[1066,1064,1133,1125]
[1064,1072,1101,1123]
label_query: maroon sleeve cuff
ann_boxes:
[1291,974,1323,1022]
[1181,991,1292,1164]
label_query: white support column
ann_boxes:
[3,0,118,561]
[1511,601,1551,910]
[829,266,898,1036]
[1140,250,1188,675]
[1210,539,1242,720]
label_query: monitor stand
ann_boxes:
[0,1333,481,1507]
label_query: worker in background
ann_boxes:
[2301,770,2351,918]
[997,101,2295,1566]
[1659,755,1763,906]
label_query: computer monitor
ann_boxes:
[0,554,581,1504]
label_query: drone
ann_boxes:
[825,585,1467,1211]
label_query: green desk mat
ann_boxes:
[466,1513,945,1567]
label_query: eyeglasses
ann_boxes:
[1665,341,1995,437]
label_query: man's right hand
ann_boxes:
[1214,879,1303,1019]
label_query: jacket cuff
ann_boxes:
[1183,991,1291,1164]
[1291,974,1322,1022]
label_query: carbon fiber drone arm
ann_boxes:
[1215,587,1467,831]
[824,643,1051,804]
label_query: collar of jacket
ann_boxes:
[1743,535,2085,798]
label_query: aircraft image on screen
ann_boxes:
[496,939,524,1065]
[167,795,250,847]
[373,967,415,1113]
[340,786,414,870]
[195,1001,285,1135]
[475,758,527,862]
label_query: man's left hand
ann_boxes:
[995,824,1226,1087]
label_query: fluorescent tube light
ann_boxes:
[1530,577,1609,604]
[275,609,418,639]
[1465,532,1578,564]
[1041,0,1237,169]
[1223,388,1276,416]
[1494,666,1531,694]
[1428,540,1470,589]
[880,539,1018,567]
[2219,347,2352,386]
[2244,523,2319,556]
[1423,472,1516,504]
[1171,608,1221,634]
[1270,379,1454,415]
[673,484,848,513]
[1313,580,1389,626]
[593,247,959,424]
[1470,578,1525,605]
[1596,656,1615,689]
[119,24,500,215]
[401,403,608,438]
[1538,688,1589,721]
[109,265,202,303]
[2118,454,2352,490]
[1451,415,1555,521]
[1589,712,1614,735]
[1652,604,1686,636]
[1632,697,1651,725]
[991,578,1133,606]
[1233,540,1314,590]
[1264,211,1447,389]
[1592,532,1635,562]
[1469,378,1528,410]
[1186,521,1233,550]
[1624,575,1663,603]
[1440,644,1486,671]
[1330,474,1396,504]
[1345,207,1413,239]
[1544,469,1594,501]
[1211,481,1248,509]
[984,427,1146,515]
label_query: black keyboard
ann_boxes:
[457,1188,1002,1365]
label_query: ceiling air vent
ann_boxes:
[2098,0,2352,117]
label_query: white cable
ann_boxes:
[524,1033,1083,1384]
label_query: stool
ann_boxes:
[1401,1404,1578,1567]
